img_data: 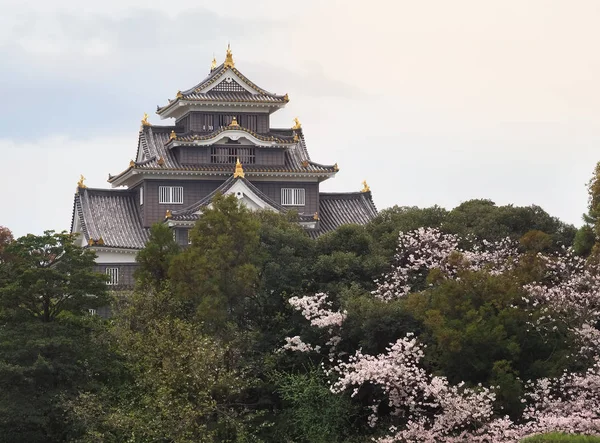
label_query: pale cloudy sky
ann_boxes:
[1,0,599,237]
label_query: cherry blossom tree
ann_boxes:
[282,228,600,441]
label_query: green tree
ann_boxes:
[574,225,595,257]
[583,161,600,231]
[442,199,575,249]
[71,310,261,443]
[0,315,125,443]
[403,269,570,417]
[134,222,180,291]
[366,205,448,260]
[270,367,359,443]
[169,194,261,330]
[0,231,108,322]
[0,226,13,260]
[314,224,386,294]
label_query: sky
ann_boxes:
[1,0,599,237]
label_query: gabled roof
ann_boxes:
[108,125,337,186]
[170,174,286,221]
[71,187,148,249]
[165,125,297,147]
[156,61,288,117]
[308,191,378,238]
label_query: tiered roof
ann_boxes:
[156,45,288,118]
[108,125,338,186]
[71,187,148,249]
[71,46,378,250]
[309,192,378,238]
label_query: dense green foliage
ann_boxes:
[521,434,600,442]
[0,194,589,442]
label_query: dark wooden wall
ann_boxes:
[143,179,225,227]
[253,181,319,215]
[175,146,285,167]
[176,112,270,134]
[93,263,138,289]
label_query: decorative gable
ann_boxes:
[211,78,248,93]
[222,180,278,211]
[200,69,258,95]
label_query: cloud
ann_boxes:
[0,134,135,238]
[1,0,599,238]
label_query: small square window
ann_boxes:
[106,267,119,286]
[159,186,183,204]
[281,188,306,206]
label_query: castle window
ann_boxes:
[106,268,119,286]
[159,186,184,204]
[211,147,255,164]
[281,188,305,206]
[140,187,144,205]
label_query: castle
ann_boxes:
[70,46,377,288]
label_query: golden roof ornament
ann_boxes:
[176,90,183,99]
[165,209,172,219]
[129,160,135,168]
[333,163,339,172]
[87,237,105,246]
[301,160,309,168]
[157,156,165,166]
[293,133,299,142]
[284,93,289,102]
[224,43,235,68]
[77,174,87,189]
[313,212,319,221]
[170,130,177,140]
[141,113,151,126]
[361,180,370,193]
[234,158,245,178]
[292,117,302,130]
[210,55,217,71]
[229,116,239,127]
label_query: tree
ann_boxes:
[0,316,125,443]
[134,222,180,291]
[574,225,595,257]
[0,226,13,259]
[366,205,448,260]
[282,228,600,441]
[314,224,386,294]
[0,231,108,322]
[583,161,600,232]
[71,311,261,443]
[442,200,575,249]
[169,193,261,330]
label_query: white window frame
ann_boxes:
[281,188,306,206]
[159,186,184,204]
[106,267,119,286]
[140,187,144,205]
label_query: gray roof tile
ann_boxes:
[157,64,288,115]
[309,192,378,238]
[72,188,148,249]
[109,126,336,183]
